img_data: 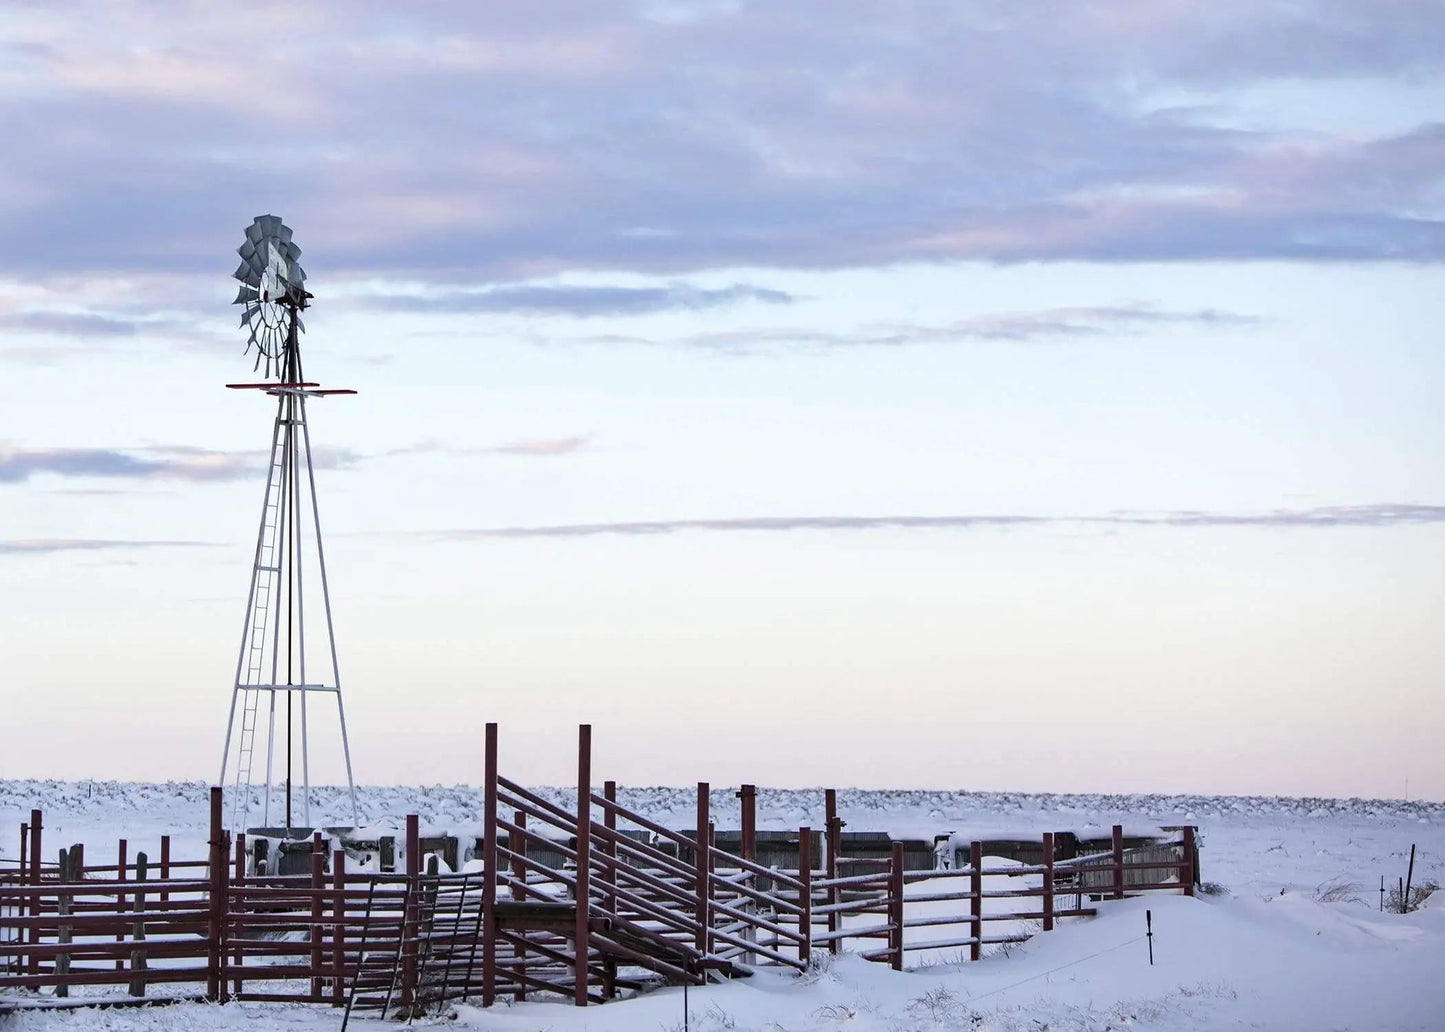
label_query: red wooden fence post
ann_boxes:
[401,813,420,1013]
[26,810,40,979]
[1041,832,1054,932]
[481,722,498,1007]
[737,785,756,864]
[1111,825,1124,900]
[331,848,346,1006]
[798,826,812,967]
[511,808,527,1003]
[206,787,225,1002]
[310,832,324,1001]
[969,841,982,962]
[695,782,710,957]
[115,838,128,970]
[1181,826,1196,896]
[825,789,841,954]
[603,779,619,1000]
[574,724,592,1007]
[27,810,40,885]
[889,841,904,971]
[604,780,619,916]
[232,833,246,997]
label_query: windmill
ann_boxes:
[218,214,359,832]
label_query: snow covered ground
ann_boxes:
[4,780,1442,1030]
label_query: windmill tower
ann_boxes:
[218,214,359,832]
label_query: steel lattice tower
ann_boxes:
[218,214,358,832]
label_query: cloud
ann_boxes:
[584,304,1258,352]
[388,436,591,457]
[0,538,218,555]
[421,504,1445,539]
[360,282,793,316]
[1,310,144,337]
[0,2,1442,280]
[486,436,590,456]
[0,444,362,484]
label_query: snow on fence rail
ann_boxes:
[1,724,1197,1014]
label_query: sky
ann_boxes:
[1,1,1443,800]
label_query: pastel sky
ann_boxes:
[2,2,1443,799]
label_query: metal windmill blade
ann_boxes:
[232,215,308,377]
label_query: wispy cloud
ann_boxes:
[583,305,1258,352]
[486,436,590,456]
[359,283,793,317]
[0,538,219,555]
[388,436,591,457]
[0,444,362,484]
[1,310,145,337]
[419,504,1445,539]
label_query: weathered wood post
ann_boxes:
[825,789,842,954]
[798,826,812,967]
[969,841,983,962]
[27,809,40,979]
[694,782,710,957]
[602,779,619,1000]
[418,853,440,1014]
[114,838,128,970]
[55,846,74,997]
[737,785,756,864]
[331,848,346,1006]
[889,841,905,971]
[232,833,246,998]
[511,808,528,1002]
[1181,826,1196,897]
[481,722,499,1007]
[206,787,226,1002]
[401,813,420,1013]
[27,811,40,886]
[310,832,324,1001]
[159,835,170,906]
[1111,825,1124,900]
[129,851,149,996]
[736,782,758,965]
[574,724,592,1007]
[1041,832,1055,932]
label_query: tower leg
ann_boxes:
[301,406,359,825]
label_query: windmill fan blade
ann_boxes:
[283,241,301,261]
[233,285,258,304]
[277,224,293,245]
[232,260,252,282]
[289,263,306,283]
[245,221,264,245]
[237,239,256,261]
[260,214,281,235]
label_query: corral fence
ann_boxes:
[1,724,1197,1014]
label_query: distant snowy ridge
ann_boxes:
[2,779,1438,841]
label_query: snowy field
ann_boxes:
[3,780,1443,1031]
